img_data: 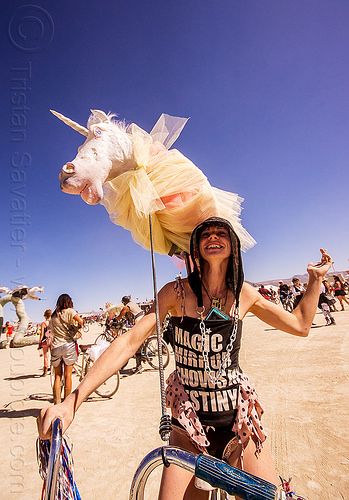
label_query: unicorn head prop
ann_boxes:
[51,109,255,255]
[53,109,135,205]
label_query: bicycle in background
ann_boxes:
[50,343,120,399]
[94,316,171,371]
[95,318,129,343]
[283,293,294,313]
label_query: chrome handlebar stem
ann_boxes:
[130,446,279,500]
[43,418,62,500]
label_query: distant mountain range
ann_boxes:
[248,271,348,287]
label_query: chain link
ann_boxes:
[199,306,240,385]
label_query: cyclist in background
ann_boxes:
[115,296,145,372]
[115,296,145,326]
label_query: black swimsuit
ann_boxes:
[171,315,243,428]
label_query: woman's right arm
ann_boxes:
[37,282,178,439]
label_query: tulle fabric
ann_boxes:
[101,115,256,255]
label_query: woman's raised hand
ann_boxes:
[307,248,332,279]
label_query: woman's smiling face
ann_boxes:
[198,224,231,260]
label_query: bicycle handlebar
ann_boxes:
[43,425,279,500]
[130,446,278,500]
[196,454,278,499]
[43,418,62,500]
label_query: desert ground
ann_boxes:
[1,308,348,499]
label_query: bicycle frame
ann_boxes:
[75,350,88,381]
[45,420,278,500]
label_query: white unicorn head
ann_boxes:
[53,109,134,205]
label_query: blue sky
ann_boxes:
[1,1,348,323]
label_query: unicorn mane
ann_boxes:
[87,112,127,132]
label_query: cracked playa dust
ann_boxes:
[0,311,348,499]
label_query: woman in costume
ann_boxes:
[50,294,84,404]
[333,275,349,311]
[38,218,332,499]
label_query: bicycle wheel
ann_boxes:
[94,332,113,344]
[84,359,120,398]
[285,301,293,313]
[83,323,89,333]
[143,336,170,370]
[94,333,105,344]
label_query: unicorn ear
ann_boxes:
[90,110,110,122]
[50,110,89,136]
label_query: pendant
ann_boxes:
[211,297,224,311]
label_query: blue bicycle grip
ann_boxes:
[195,454,278,500]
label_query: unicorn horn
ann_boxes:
[50,110,89,136]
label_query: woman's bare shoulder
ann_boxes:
[158,278,191,316]
[159,278,189,299]
[160,279,177,292]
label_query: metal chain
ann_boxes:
[199,305,240,385]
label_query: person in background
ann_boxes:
[38,309,52,377]
[278,281,289,307]
[318,284,336,326]
[115,296,145,326]
[258,284,272,300]
[333,276,349,311]
[50,294,84,404]
[322,279,337,312]
[4,321,13,348]
[114,296,145,372]
[291,278,305,310]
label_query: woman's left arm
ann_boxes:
[247,249,332,337]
